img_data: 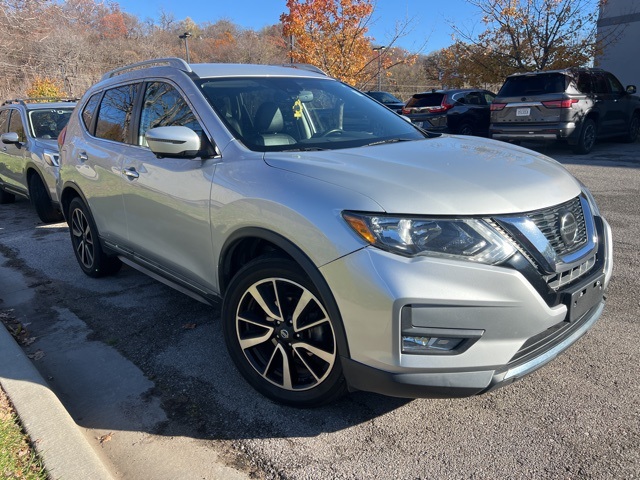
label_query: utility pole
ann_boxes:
[373,46,386,91]
[179,32,192,63]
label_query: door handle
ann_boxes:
[122,168,139,179]
[78,152,88,161]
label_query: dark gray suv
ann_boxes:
[490,68,640,154]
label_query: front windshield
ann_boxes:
[197,76,425,152]
[28,108,74,139]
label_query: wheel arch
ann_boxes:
[59,181,88,223]
[219,227,351,358]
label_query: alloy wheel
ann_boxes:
[235,277,337,391]
[71,207,95,269]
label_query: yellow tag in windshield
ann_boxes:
[293,99,303,119]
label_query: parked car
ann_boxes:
[490,67,640,154]
[58,58,612,407]
[364,91,405,113]
[0,98,76,222]
[402,89,496,136]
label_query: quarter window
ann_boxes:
[82,93,101,133]
[95,84,139,143]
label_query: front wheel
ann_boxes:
[623,113,639,143]
[67,197,122,277]
[222,257,347,407]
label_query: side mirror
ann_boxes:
[145,126,201,159]
[1,132,20,145]
[626,85,637,94]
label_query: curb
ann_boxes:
[0,323,114,480]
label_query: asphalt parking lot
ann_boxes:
[0,139,638,479]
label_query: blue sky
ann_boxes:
[114,0,480,54]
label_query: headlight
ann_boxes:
[43,149,60,167]
[580,184,601,217]
[343,212,516,264]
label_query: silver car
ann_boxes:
[58,58,613,407]
[0,98,76,222]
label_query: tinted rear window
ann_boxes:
[498,73,568,96]
[405,93,444,108]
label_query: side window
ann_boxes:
[465,92,483,105]
[606,73,624,95]
[592,74,609,95]
[82,93,101,133]
[576,73,593,94]
[95,84,139,143]
[138,82,202,147]
[0,110,9,134]
[8,109,26,142]
[483,92,495,104]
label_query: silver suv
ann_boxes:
[490,68,640,154]
[0,98,76,222]
[58,58,613,407]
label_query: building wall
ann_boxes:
[596,0,640,87]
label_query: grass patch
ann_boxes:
[0,386,48,479]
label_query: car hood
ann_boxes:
[33,138,59,151]
[263,136,582,216]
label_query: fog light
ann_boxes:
[402,336,464,354]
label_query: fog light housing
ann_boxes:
[402,336,464,353]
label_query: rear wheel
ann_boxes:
[573,118,596,154]
[222,256,347,407]
[29,174,63,223]
[67,197,122,277]
[457,123,473,136]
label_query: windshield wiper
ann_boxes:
[285,147,330,152]
[365,138,414,147]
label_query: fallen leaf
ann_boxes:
[98,432,113,446]
[27,350,45,361]
[182,322,197,330]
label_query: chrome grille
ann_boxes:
[526,197,587,256]
[545,255,596,290]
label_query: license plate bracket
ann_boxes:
[565,273,605,322]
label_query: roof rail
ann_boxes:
[101,57,192,81]
[279,63,327,76]
[2,97,79,106]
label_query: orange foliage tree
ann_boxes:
[26,77,65,99]
[281,0,374,86]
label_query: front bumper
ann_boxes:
[320,218,611,398]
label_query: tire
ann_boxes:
[222,256,347,407]
[457,123,473,136]
[67,197,122,277]
[29,174,63,223]
[0,187,15,204]
[623,113,640,143]
[572,118,596,154]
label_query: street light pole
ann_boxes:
[372,46,386,91]
[179,32,192,63]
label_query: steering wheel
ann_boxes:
[321,129,344,137]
